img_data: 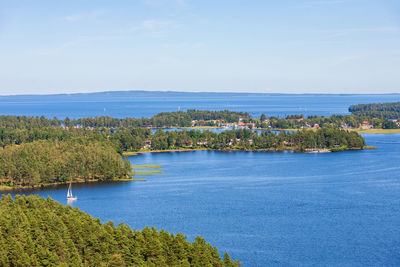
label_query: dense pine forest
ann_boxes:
[0,195,240,266]
[0,141,131,188]
[0,110,250,129]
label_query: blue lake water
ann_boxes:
[6,134,400,266]
[0,91,399,119]
[1,92,400,266]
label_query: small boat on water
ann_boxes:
[305,148,331,153]
[67,182,77,201]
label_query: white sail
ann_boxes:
[67,183,72,198]
[67,182,77,200]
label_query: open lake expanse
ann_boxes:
[4,92,400,266]
[1,91,399,119]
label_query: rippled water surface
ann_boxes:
[8,134,400,266]
[1,91,399,118]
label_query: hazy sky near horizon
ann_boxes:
[0,0,399,95]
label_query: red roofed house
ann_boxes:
[361,121,373,129]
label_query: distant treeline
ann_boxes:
[0,140,131,187]
[1,103,399,131]
[0,110,250,129]
[349,102,400,119]
[0,126,148,153]
[266,114,399,129]
[0,195,241,266]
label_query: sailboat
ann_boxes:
[67,182,77,200]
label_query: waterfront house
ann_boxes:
[196,140,209,146]
[182,140,193,147]
[144,140,152,148]
[361,121,373,129]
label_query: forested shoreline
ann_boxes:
[349,102,400,119]
[0,110,369,189]
[0,102,399,130]
[0,110,250,129]
[0,195,241,266]
[147,127,365,152]
[0,127,366,188]
[0,140,131,189]
[0,124,366,153]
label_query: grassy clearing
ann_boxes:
[131,164,164,176]
[0,185,12,191]
[131,164,163,169]
[122,151,140,156]
[354,129,400,134]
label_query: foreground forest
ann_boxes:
[0,195,240,266]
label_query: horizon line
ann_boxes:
[1,89,400,97]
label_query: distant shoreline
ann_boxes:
[1,90,400,97]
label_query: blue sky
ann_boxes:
[0,0,399,95]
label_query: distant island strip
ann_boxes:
[2,102,399,131]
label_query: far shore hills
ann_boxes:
[1,90,400,97]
